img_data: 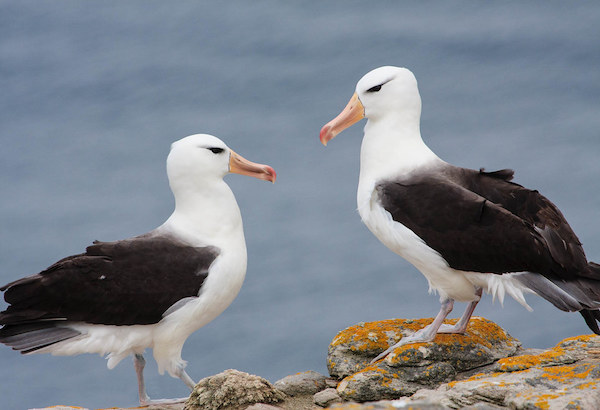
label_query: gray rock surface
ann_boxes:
[183,369,286,410]
[245,404,282,410]
[327,317,519,380]
[325,324,600,410]
[51,319,600,410]
[274,370,328,396]
[313,388,342,407]
[329,317,519,402]
[405,334,600,409]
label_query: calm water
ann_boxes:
[1,2,599,409]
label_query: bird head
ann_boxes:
[167,134,276,190]
[320,66,421,146]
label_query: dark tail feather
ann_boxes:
[579,262,600,334]
[515,273,600,312]
[0,322,80,354]
[579,309,600,335]
[515,272,600,334]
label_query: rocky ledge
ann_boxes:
[44,317,600,410]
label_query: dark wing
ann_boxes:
[376,174,556,275]
[0,236,219,326]
[463,168,589,277]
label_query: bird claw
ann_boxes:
[369,328,437,364]
[437,323,465,334]
[370,346,395,363]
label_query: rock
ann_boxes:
[329,317,519,402]
[335,361,456,402]
[313,388,342,407]
[32,407,90,410]
[245,405,281,410]
[274,370,328,396]
[324,399,449,409]
[405,334,600,409]
[50,321,600,410]
[328,317,518,379]
[183,369,286,410]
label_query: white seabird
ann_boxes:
[0,134,276,405]
[320,66,600,362]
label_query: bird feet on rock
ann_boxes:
[437,322,469,334]
[370,326,436,363]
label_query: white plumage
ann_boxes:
[0,134,276,405]
[320,66,600,361]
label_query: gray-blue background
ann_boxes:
[1,2,599,409]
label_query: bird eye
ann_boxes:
[208,147,224,154]
[366,84,382,93]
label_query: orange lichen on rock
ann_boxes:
[426,317,512,347]
[533,393,564,410]
[330,319,409,352]
[446,371,503,388]
[540,363,594,382]
[497,346,574,372]
[575,380,597,390]
[332,317,515,357]
[559,334,596,345]
[343,362,395,385]
[384,317,516,367]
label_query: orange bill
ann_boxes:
[319,93,365,146]
[229,150,276,183]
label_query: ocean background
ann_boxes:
[1,1,599,409]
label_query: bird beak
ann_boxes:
[319,92,365,146]
[229,150,277,183]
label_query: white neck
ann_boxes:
[159,179,246,251]
[359,115,440,185]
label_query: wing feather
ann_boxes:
[0,236,219,326]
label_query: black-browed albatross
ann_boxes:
[320,66,600,362]
[0,134,276,405]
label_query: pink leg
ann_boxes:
[371,297,455,363]
[133,353,194,406]
[438,287,482,334]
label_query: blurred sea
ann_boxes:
[1,1,599,409]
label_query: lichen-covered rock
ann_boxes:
[433,363,600,409]
[328,317,518,379]
[496,346,576,372]
[274,370,328,396]
[183,369,286,410]
[330,317,519,402]
[324,399,449,409]
[336,361,456,401]
[406,335,600,409]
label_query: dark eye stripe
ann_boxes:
[208,147,224,154]
[366,84,382,93]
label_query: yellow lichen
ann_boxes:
[331,317,514,359]
[497,346,570,372]
[575,381,597,390]
[540,363,593,382]
[534,393,563,409]
[447,371,499,388]
[330,319,408,351]
[559,334,596,344]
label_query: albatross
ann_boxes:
[320,66,600,362]
[0,134,276,405]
